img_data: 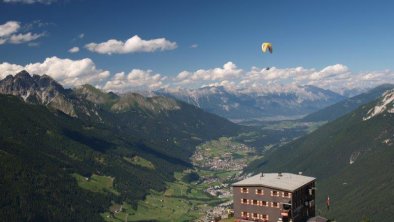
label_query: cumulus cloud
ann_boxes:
[0,21,20,37]
[173,62,309,89]
[85,35,177,55]
[68,46,80,53]
[0,57,110,87]
[1,56,393,94]
[227,64,354,93]
[172,62,394,94]
[0,21,44,45]
[9,32,44,44]
[204,80,238,91]
[0,62,24,79]
[2,0,56,4]
[309,64,350,80]
[247,66,313,82]
[175,62,242,87]
[103,69,167,92]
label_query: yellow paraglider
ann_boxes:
[261,42,273,54]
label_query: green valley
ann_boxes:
[103,137,253,222]
[0,75,240,222]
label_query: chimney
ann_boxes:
[260,172,264,177]
[278,172,282,177]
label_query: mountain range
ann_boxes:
[302,84,394,122]
[0,71,241,221]
[156,85,346,121]
[2,70,393,221]
[246,86,394,221]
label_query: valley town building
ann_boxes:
[232,172,316,222]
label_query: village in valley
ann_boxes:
[191,137,256,171]
[190,137,258,221]
[101,137,257,222]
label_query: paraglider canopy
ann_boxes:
[261,42,273,54]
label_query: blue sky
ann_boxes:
[1,0,394,93]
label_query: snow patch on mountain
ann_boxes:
[235,84,337,102]
[363,90,394,121]
[21,91,31,102]
[349,151,360,164]
[382,139,393,146]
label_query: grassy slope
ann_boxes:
[123,156,155,170]
[73,174,119,196]
[102,171,222,222]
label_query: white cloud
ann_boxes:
[0,21,44,45]
[72,33,85,42]
[2,0,56,4]
[191,44,198,48]
[175,71,190,81]
[9,32,44,44]
[85,35,177,55]
[1,56,393,95]
[0,62,24,79]
[0,21,20,37]
[250,65,394,94]
[23,20,52,31]
[0,57,110,87]
[68,46,80,53]
[103,69,167,92]
[175,61,242,87]
[205,80,238,91]
[172,62,394,94]
[309,64,349,80]
[235,64,352,92]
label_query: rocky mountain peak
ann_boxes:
[0,70,76,116]
[74,84,118,105]
[2,71,34,90]
[34,74,65,91]
[1,71,65,93]
[15,70,32,78]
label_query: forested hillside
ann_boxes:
[246,89,394,221]
[0,72,241,221]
